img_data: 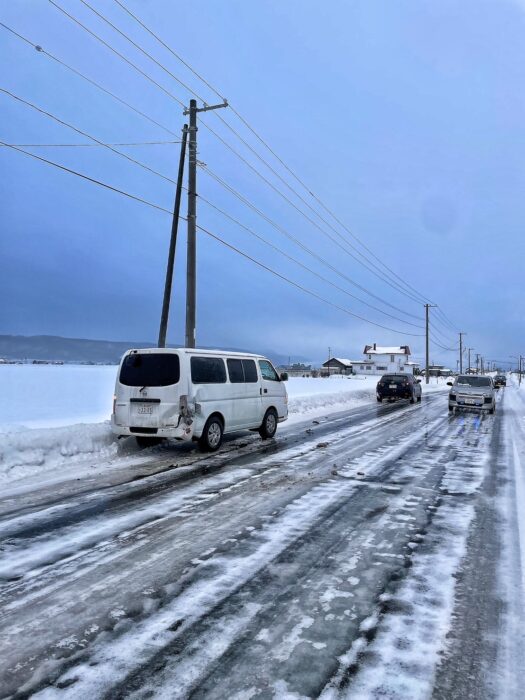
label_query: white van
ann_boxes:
[111,348,289,451]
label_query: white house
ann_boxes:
[352,344,413,376]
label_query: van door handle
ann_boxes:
[263,388,268,394]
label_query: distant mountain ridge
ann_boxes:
[0,335,310,367]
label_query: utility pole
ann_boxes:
[520,355,523,386]
[467,347,473,374]
[158,124,188,348]
[184,98,228,348]
[476,353,480,374]
[459,332,465,374]
[424,304,436,385]
[480,357,484,375]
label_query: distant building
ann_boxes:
[321,358,353,376]
[353,344,413,376]
[425,364,454,377]
[277,363,313,377]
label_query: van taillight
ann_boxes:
[112,394,116,414]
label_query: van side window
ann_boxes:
[259,359,279,382]
[191,357,226,384]
[242,359,258,383]
[227,358,244,383]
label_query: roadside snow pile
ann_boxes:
[0,366,449,486]
[0,364,117,429]
[0,422,117,484]
[286,376,377,422]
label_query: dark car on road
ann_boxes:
[376,373,422,404]
[493,374,506,388]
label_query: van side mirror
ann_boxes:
[447,381,453,386]
[416,379,421,383]
[280,372,289,381]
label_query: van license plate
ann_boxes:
[137,404,154,414]
[465,399,476,405]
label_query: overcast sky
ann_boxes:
[1,0,524,366]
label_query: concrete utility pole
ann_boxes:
[184,98,228,348]
[480,357,484,375]
[158,124,188,348]
[467,348,473,373]
[459,332,465,374]
[476,353,480,374]
[424,304,436,385]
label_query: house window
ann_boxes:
[399,365,404,371]
[360,365,365,370]
[390,355,395,363]
[377,366,387,371]
[366,365,372,370]
[368,354,372,360]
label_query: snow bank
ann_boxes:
[286,375,376,422]
[0,422,117,484]
[0,364,117,429]
[0,367,449,486]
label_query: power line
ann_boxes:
[4,11,462,338]
[49,0,430,307]
[1,85,425,330]
[428,320,458,347]
[111,0,433,307]
[0,140,181,147]
[113,0,227,102]
[0,88,179,187]
[113,0,467,335]
[47,0,186,109]
[201,166,426,323]
[0,26,428,329]
[1,141,172,214]
[197,193,425,330]
[0,21,181,140]
[2,140,425,337]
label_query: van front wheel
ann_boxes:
[259,408,278,440]
[199,416,224,452]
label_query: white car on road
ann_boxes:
[447,375,496,414]
[111,347,288,451]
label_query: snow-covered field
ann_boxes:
[0,364,448,486]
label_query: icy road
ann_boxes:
[1,385,524,699]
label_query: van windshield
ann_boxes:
[120,353,180,387]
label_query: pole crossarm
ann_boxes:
[183,101,228,116]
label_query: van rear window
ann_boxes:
[191,357,226,384]
[120,353,180,387]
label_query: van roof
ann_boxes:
[125,347,265,359]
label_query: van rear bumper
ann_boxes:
[111,416,193,441]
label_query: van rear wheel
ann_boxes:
[259,408,278,440]
[199,416,224,452]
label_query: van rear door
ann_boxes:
[117,352,181,430]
